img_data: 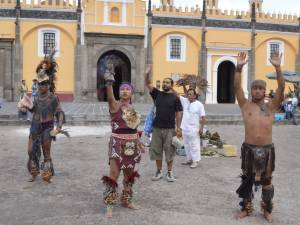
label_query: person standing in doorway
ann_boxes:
[31,79,39,100]
[17,80,29,120]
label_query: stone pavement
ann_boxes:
[0,125,299,225]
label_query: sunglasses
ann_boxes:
[38,82,49,87]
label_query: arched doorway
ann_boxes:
[217,61,235,103]
[97,50,131,101]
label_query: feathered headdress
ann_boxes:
[176,74,208,93]
[36,47,58,93]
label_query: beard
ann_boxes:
[162,85,170,92]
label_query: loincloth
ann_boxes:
[241,142,275,179]
[29,120,54,141]
[108,133,141,170]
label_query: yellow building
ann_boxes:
[0,0,299,103]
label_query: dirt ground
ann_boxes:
[0,125,299,225]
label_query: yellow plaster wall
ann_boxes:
[207,29,250,48]
[21,21,77,93]
[152,27,200,92]
[84,0,145,35]
[0,20,15,39]
[255,32,298,93]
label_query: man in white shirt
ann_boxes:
[179,88,205,168]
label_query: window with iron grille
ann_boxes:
[43,32,56,55]
[270,43,279,58]
[267,40,284,66]
[170,38,181,60]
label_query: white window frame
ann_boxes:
[166,34,186,62]
[103,0,127,26]
[38,28,60,57]
[267,40,284,66]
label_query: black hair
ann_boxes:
[164,77,174,86]
[187,88,198,97]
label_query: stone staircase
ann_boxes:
[0,102,299,126]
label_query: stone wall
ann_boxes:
[152,16,299,33]
[0,39,13,101]
[77,33,146,102]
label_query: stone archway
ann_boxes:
[97,50,131,101]
[217,61,236,103]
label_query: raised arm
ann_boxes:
[104,61,118,113]
[269,52,285,111]
[106,84,118,113]
[234,52,248,107]
[145,64,154,92]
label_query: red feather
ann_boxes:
[101,176,118,188]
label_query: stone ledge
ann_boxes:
[0,9,77,20]
[152,16,299,33]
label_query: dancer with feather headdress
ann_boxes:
[19,48,67,183]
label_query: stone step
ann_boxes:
[1,109,299,126]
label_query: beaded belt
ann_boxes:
[111,133,138,140]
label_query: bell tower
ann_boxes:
[249,0,263,12]
[160,0,174,6]
[206,0,219,9]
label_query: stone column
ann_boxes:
[248,3,256,99]
[5,44,13,100]
[199,0,207,103]
[13,0,21,101]
[74,0,82,101]
[143,0,153,102]
[146,0,153,66]
[0,49,4,99]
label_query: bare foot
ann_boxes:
[28,171,39,182]
[105,207,113,218]
[234,211,249,220]
[123,202,140,210]
[263,211,273,223]
[28,176,36,182]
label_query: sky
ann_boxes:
[152,0,300,15]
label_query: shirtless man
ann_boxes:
[234,52,285,223]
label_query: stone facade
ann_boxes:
[76,33,146,102]
[152,16,299,33]
[0,39,13,101]
[0,9,77,20]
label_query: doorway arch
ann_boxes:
[217,61,236,103]
[97,50,131,101]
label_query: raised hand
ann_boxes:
[269,51,282,68]
[237,52,248,69]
